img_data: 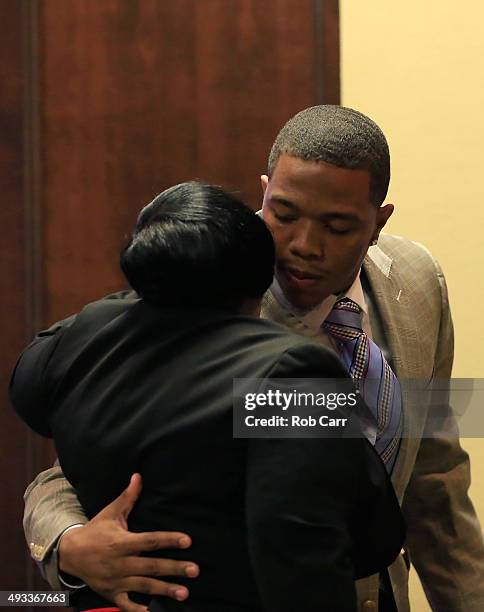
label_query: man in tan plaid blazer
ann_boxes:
[22,106,484,611]
[261,230,484,611]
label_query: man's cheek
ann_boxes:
[273,236,287,257]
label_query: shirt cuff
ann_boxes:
[56,524,87,590]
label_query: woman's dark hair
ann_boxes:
[120,181,275,310]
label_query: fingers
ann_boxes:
[119,577,190,601]
[122,531,192,555]
[123,473,143,509]
[127,556,199,579]
[102,473,143,526]
[112,592,148,612]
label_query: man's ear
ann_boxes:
[260,174,269,196]
[374,203,394,237]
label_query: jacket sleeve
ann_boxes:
[23,463,88,589]
[10,291,136,436]
[9,314,77,437]
[402,261,484,611]
[245,342,386,612]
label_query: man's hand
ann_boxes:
[58,474,199,612]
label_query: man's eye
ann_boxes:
[328,226,350,235]
[274,212,297,223]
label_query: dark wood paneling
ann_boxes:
[0,0,49,593]
[0,0,29,592]
[314,0,340,104]
[40,0,340,322]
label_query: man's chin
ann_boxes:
[276,269,332,310]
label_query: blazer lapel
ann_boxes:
[363,247,424,381]
[363,246,427,495]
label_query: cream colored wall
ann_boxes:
[340,1,484,609]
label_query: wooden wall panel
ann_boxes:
[0,0,31,592]
[0,0,55,595]
[1,0,339,598]
[40,0,339,323]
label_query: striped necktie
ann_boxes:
[322,298,402,473]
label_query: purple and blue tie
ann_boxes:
[322,298,403,473]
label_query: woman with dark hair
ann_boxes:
[120,181,276,311]
[11,182,404,612]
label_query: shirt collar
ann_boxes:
[270,271,367,332]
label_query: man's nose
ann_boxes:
[289,221,324,259]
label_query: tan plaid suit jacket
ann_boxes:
[24,234,484,611]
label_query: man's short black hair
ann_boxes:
[268,105,390,206]
[120,181,275,310]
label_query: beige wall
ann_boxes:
[340,1,484,609]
